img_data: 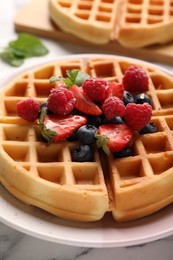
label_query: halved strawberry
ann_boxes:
[106,82,124,100]
[70,85,102,116]
[39,109,87,143]
[96,124,133,154]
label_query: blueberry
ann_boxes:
[67,131,78,142]
[71,145,94,162]
[113,146,133,158]
[40,102,47,110]
[134,93,152,106]
[123,91,134,105]
[87,115,103,127]
[139,122,157,135]
[38,102,53,118]
[103,116,123,124]
[77,125,97,145]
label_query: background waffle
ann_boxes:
[49,0,173,48]
[1,56,173,222]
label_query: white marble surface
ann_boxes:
[0,0,173,259]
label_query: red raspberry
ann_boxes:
[125,103,152,131]
[102,97,126,120]
[82,78,107,102]
[122,65,149,93]
[47,87,76,115]
[16,97,40,122]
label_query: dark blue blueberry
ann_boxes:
[139,122,157,135]
[123,91,134,105]
[67,131,78,142]
[87,115,103,127]
[134,93,152,106]
[113,146,133,158]
[71,145,94,162]
[77,125,97,145]
[40,102,47,110]
[103,116,123,124]
[71,108,85,116]
[39,102,53,118]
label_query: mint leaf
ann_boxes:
[50,69,90,87]
[49,76,73,87]
[0,33,49,67]
[9,33,49,58]
[0,47,24,67]
[66,69,90,86]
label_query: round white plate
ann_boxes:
[0,54,173,248]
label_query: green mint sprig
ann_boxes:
[50,69,90,87]
[0,33,49,67]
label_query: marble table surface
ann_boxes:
[0,0,173,259]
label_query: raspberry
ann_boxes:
[122,65,149,93]
[16,98,40,122]
[102,97,126,120]
[47,87,76,115]
[125,102,152,131]
[82,78,107,102]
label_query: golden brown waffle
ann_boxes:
[1,56,173,222]
[49,0,173,48]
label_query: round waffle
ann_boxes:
[49,0,173,48]
[0,55,173,222]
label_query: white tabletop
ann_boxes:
[0,1,173,259]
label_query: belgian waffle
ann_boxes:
[49,0,173,48]
[0,56,173,222]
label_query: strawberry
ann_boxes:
[106,82,124,100]
[96,124,133,154]
[39,108,87,143]
[125,103,152,131]
[70,85,102,116]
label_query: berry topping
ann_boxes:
[105,81,124,100]
[123,90,134,106]
[122,65,149,93]
[82,78,107,102]
[103,116,123,125]
[47,87,76,115]
[53,80,67,89]
[77,125,97,145]
[102,97,126,120]
[16,97,40,122]
[87,115,103,127]
[134,93,152,106]
[125,103,152,131]
[71,145,94,162]
[96,124,133,154]
[39,110,87,143]
[70,85,102,116]
[139,122,157,135]
[113,146,133,158]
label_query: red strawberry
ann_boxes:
[39,111,87,143]
[106,82,124,100]
[96,124,133,154]
[125,103,152,131]
[70,85,102,116]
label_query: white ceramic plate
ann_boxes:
[0,54,173,248]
